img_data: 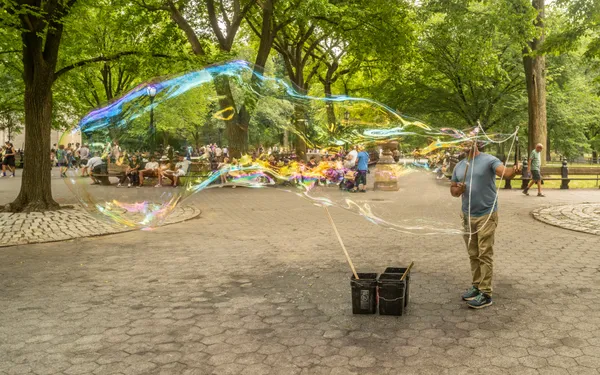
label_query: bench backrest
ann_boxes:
[189,162,211,173]
[108,164,128,174]
[540,166,600,175]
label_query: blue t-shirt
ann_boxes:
[356,151,369,171]
[56,149,67,162]
[451,153,503,217]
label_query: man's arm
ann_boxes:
[495,161,521,178]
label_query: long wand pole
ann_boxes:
[324,206,359,280]
[462,160,470,183]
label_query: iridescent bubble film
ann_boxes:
[65,60,517,232]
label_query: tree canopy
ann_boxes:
[0,0,599,210]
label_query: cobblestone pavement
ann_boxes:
[0,205,201,248]
[2,173,600,374]
[533,204,600,236]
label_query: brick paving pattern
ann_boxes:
[0,205,201,247]
[1,174,600,374]
[533,203,600,236]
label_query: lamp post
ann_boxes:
[147,85,157,152]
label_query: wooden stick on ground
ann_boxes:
[324,206,359,280]
[400,261,414,281]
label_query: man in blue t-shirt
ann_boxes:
[354,145,370,192]
[450,141,520,309]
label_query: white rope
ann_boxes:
[466,129,477,246]
[477,125,517,144]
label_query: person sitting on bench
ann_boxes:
[119,155,141,188]
[86,153,105,185]
[156,155,191,187]
[138,156,159,187]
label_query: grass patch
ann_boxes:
[545,163,600,168]
[496,175,600,189]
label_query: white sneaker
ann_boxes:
[117,183,122,187]
[127,183,131,188]
[154,184,162,188]
[9,175,14,178]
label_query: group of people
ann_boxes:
[87,151,192,189]
[102,154,192,188]
[254,145,371,192]
[51,143,91,177]
[429,152,457,180]
[186,143,229,162]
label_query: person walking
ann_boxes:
[78,144,90,176]
[56,144,68,177]
[353,145,370,193]
[450,140,520,309]
[2,142,16,177]
[523,143,545,197]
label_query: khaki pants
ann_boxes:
[461,212,498,295]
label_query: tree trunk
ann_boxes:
[7,15,63,212]
[324,81,337,134]
[213,75,248,158]
[523,0,547,166]
[322,61,339,134]
[546,135,551,161]
[283,129,289,151]
[253,0,274,76]
[294,104,307,160]
[237,0,275,145]
[8,74,59,212]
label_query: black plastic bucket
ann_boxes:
[378,273,406,316]
[350,273,378,314]
[384,267,411,307]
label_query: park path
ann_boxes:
[1,172,600,374]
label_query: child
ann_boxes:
[341,170,356,191]
[217,157,231,185]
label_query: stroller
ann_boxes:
[339,170,356,191]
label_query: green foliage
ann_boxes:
[546,50,600,158]
[1,0,599,160]
[549,0,600,58]
[366,0,533,132]
[249,97,294,147]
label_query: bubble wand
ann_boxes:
[324,206,359,280]
[461,159,471,184]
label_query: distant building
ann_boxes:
[0,128,81,150]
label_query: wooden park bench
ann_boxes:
[93,161,213,186]
[501,161,600,189]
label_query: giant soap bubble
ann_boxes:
[64,60,518,231]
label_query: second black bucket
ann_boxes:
[378,273,406,316]
[384,267,411,307]
[350,273,378,314]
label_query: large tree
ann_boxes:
[140,0,276,157]
[0,0,172,211]
[523,0,548,163]
[1,0,86,211]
